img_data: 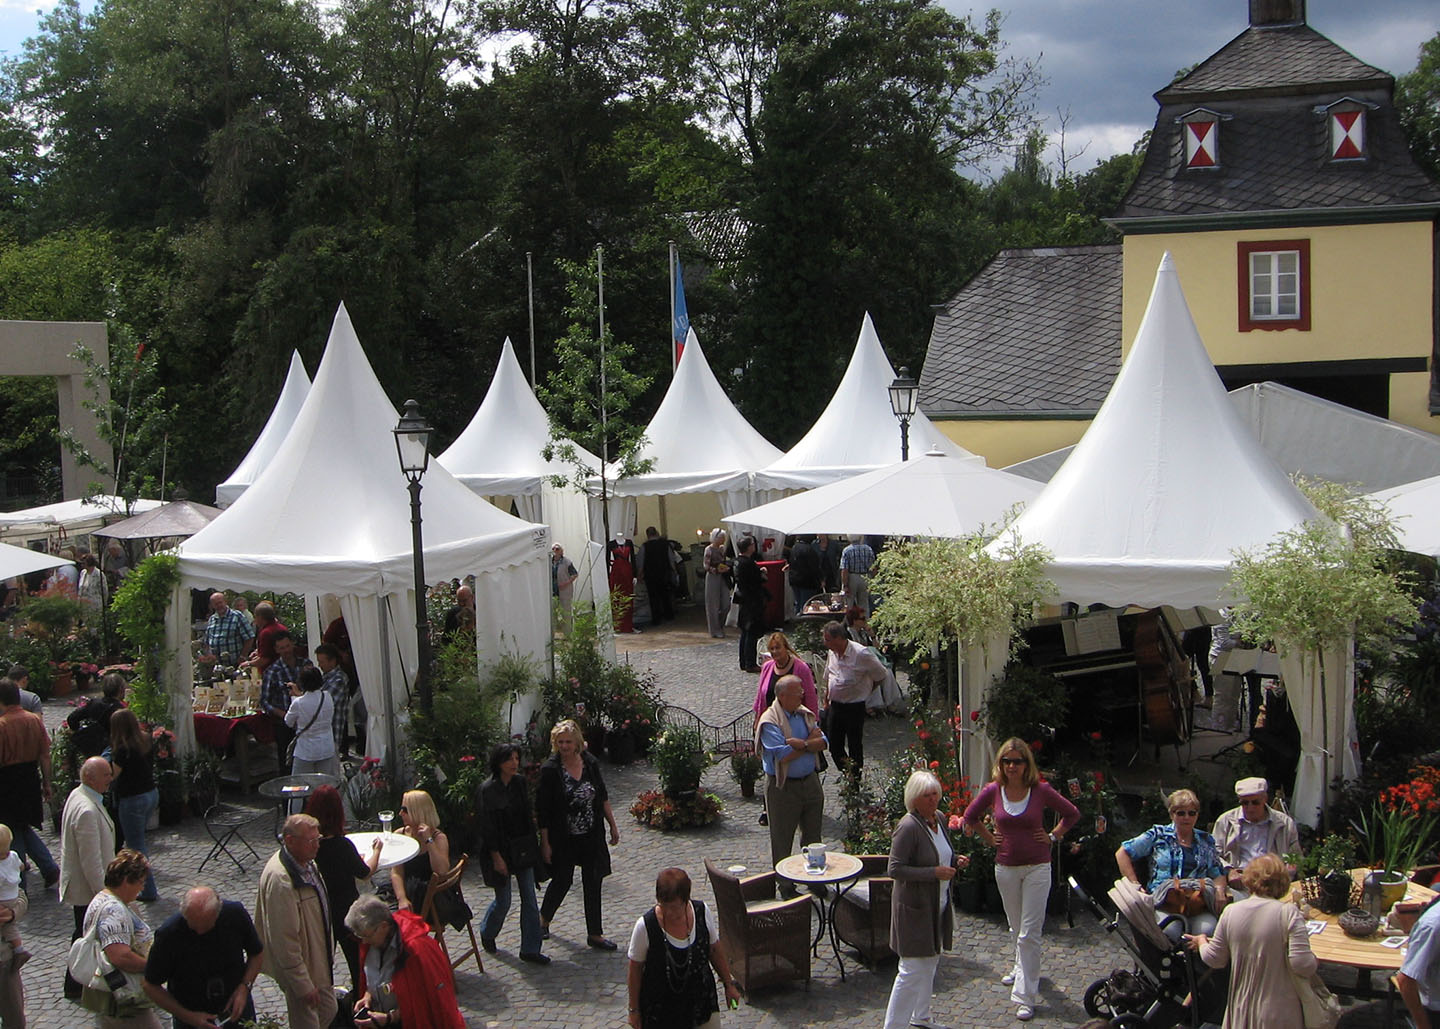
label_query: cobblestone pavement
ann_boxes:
[14,620,1397,1028]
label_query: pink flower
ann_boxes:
[459,755,476,764]
[948,814,963,831]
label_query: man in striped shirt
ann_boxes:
[839,535,875,614]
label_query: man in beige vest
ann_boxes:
[256,814,336,1029]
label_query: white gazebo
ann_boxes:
[215,350,311,507]
[172,304,552,754]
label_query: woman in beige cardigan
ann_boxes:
[1185,853,1315,1029]
[882,770,968,1029]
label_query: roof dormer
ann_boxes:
[1176,108,1230,170]
[1315,96,1378,162]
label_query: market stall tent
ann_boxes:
[0,495,164,545]
[215,350,311,508]
[171,304,551,757]
[986,255,1343,826]
[1369,473,1440,558]
[754,313,974,491]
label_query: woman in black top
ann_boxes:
[67,672,127,758]
[108,708,158,901]
[304,784,381,992]
[537,719,621,950]
[477,743,547,963]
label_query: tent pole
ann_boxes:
[378,595,397,787]
[527,251,536,388]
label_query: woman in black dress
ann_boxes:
[477,743,547,963]
[537,719,621,950]
[304,785,381,992]
[391,789,456,915]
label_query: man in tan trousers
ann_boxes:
[256,814,337,1029]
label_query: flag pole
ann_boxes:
[668,240,677,375]
[526,251,536,387]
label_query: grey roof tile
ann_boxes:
[918,246,1122,417]
[1159,25,1388,101]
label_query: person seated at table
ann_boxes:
[1398,893,1440,1029]
[1211,776,1300,888]
[345,894,465,1029]
[1116,788,1228,945]
[1185,854,1315,1028]
[391,790,463,925]
[304,785,381,993]
[285,667,339,778]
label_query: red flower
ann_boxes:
[1030,740,1043,753]
[459,755,476,764]
[929,760,940,769]
[970,711,980,722]
[1089,731,1102,741]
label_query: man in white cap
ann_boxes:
[1211,776,1300,885]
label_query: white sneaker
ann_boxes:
[1016,1005,1034,1021]
[1001,972,1016,986]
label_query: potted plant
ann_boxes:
[1357,793,1437,913]
[1289,833,1357,915]
[729,745,762,799]
[653,726,709,799]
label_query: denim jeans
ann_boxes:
[116,788,160,899]
[12,825,58,883]
[482,866,542,955]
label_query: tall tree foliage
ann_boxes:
[1396,32,1440,181]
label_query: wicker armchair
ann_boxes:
[704,859,812,992]
[833,855,895,965]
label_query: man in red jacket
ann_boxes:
[346,894,465,1028]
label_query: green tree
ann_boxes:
[1397,32,1440,180]
[539,251,654,548]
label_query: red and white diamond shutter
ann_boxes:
[1185,120,1217,168]
[1331,110,1364,159]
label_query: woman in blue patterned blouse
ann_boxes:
[1115,788,1229,943]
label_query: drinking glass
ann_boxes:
[379,810,394,836]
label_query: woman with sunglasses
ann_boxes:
[1116,788,1228,945]
[962,738,1079,1022]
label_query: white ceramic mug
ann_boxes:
[803,843,827,871]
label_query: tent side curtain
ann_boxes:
[1280,641,1358,829]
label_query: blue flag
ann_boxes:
[673,260,690,367]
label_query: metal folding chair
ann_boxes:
[200,803,269,874]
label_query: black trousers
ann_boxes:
[541,856,604,938]
[828,700,868,772]
[645,574,673,623]
[64,905,84,998]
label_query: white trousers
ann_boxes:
[882,953,940,1029]
[995,862,1051,1007]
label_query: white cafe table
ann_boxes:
[346,831,420,872]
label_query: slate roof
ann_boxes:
[919,246,1121,418]
[1117,27,1440,221]
[1157,25,1387,102]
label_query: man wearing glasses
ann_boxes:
[1211,776,1300,887]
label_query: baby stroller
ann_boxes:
[1069,877,1228,1029]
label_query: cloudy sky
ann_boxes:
[0,0,1434,177]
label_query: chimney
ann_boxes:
[1249,0,1305,27]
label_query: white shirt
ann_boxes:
[627,901,721,962]
[284,690,335,761]
[925,821,954,912]
[824,640,886,704]
[0,852,20,902]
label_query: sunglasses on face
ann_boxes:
[1000,758,1026,766]
[399,806,408,813]
[1171,809,1199,817]
[1241,798,1267,806]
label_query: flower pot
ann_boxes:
[607,730,636,766]
[51,669,75,697]
[953,880,982,913]
[584,725,607,758]
[1315,872,1353,915]
[739,779,757,799]
[1377,871,1410,912]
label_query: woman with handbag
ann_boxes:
[1186,853,1321,1028]
[284,667,339,778]
[1116,787,1229,945]
[962,738,1079,1022]
[478,742,548,965]
[703,528,731,639]
[75,849,161,1027]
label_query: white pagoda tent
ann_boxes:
[1370,473,1440,558]
[754,313,974,491]
[987,255,1343,826]
[215,350,311,507]
[172,304,552,753]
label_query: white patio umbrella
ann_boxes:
[0,541,70,581]
[723,450,1041,538]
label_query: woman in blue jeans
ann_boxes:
[108,708,159,901]
[478,743,548,964]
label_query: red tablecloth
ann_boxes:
[193,712,275,750]
[757,560,789,630]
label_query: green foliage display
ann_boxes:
[979,664,1068,747]
[651,725,709,796]
[108,553,180,725]
[1396,32,1440,180]
[1288,832,1357,880]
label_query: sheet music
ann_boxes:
[1061,611,1122,655]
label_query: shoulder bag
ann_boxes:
[68,916,148,1016]
[285,696,323,766]
[1277,903,1341,1029]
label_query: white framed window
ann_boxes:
[1237,239,1310,332]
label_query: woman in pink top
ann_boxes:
[750,632,818,721]
[961,738,1079,1022]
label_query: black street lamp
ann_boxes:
[393,399,435,716]
[888,366,919,461]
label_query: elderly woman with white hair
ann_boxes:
[344,895,464,1029]
[882,770,968,1029]
[702,528,731,639]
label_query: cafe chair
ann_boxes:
[704,858,811,992]
[199,803,269,874]
[833,855,894,965]
[420,856,484,976]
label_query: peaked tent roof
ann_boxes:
[990,255,1318,608]
[0,540,69,581]
[215,350,311,507]
[1369,475,1440,559]
[180,304,544,595]
[755,314,975,490]
[607,328,783,497]
[726,450,1039,539]
[1006,381,1440,495]
[437,337,600,496]
[94,500,221,540]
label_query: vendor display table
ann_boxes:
[192,712,276,795]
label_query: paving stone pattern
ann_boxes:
[17,636,1395,1028]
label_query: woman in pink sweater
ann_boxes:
[961,738,1079,1022]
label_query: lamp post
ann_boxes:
[888,366,919,462]
[394,399,435,717]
